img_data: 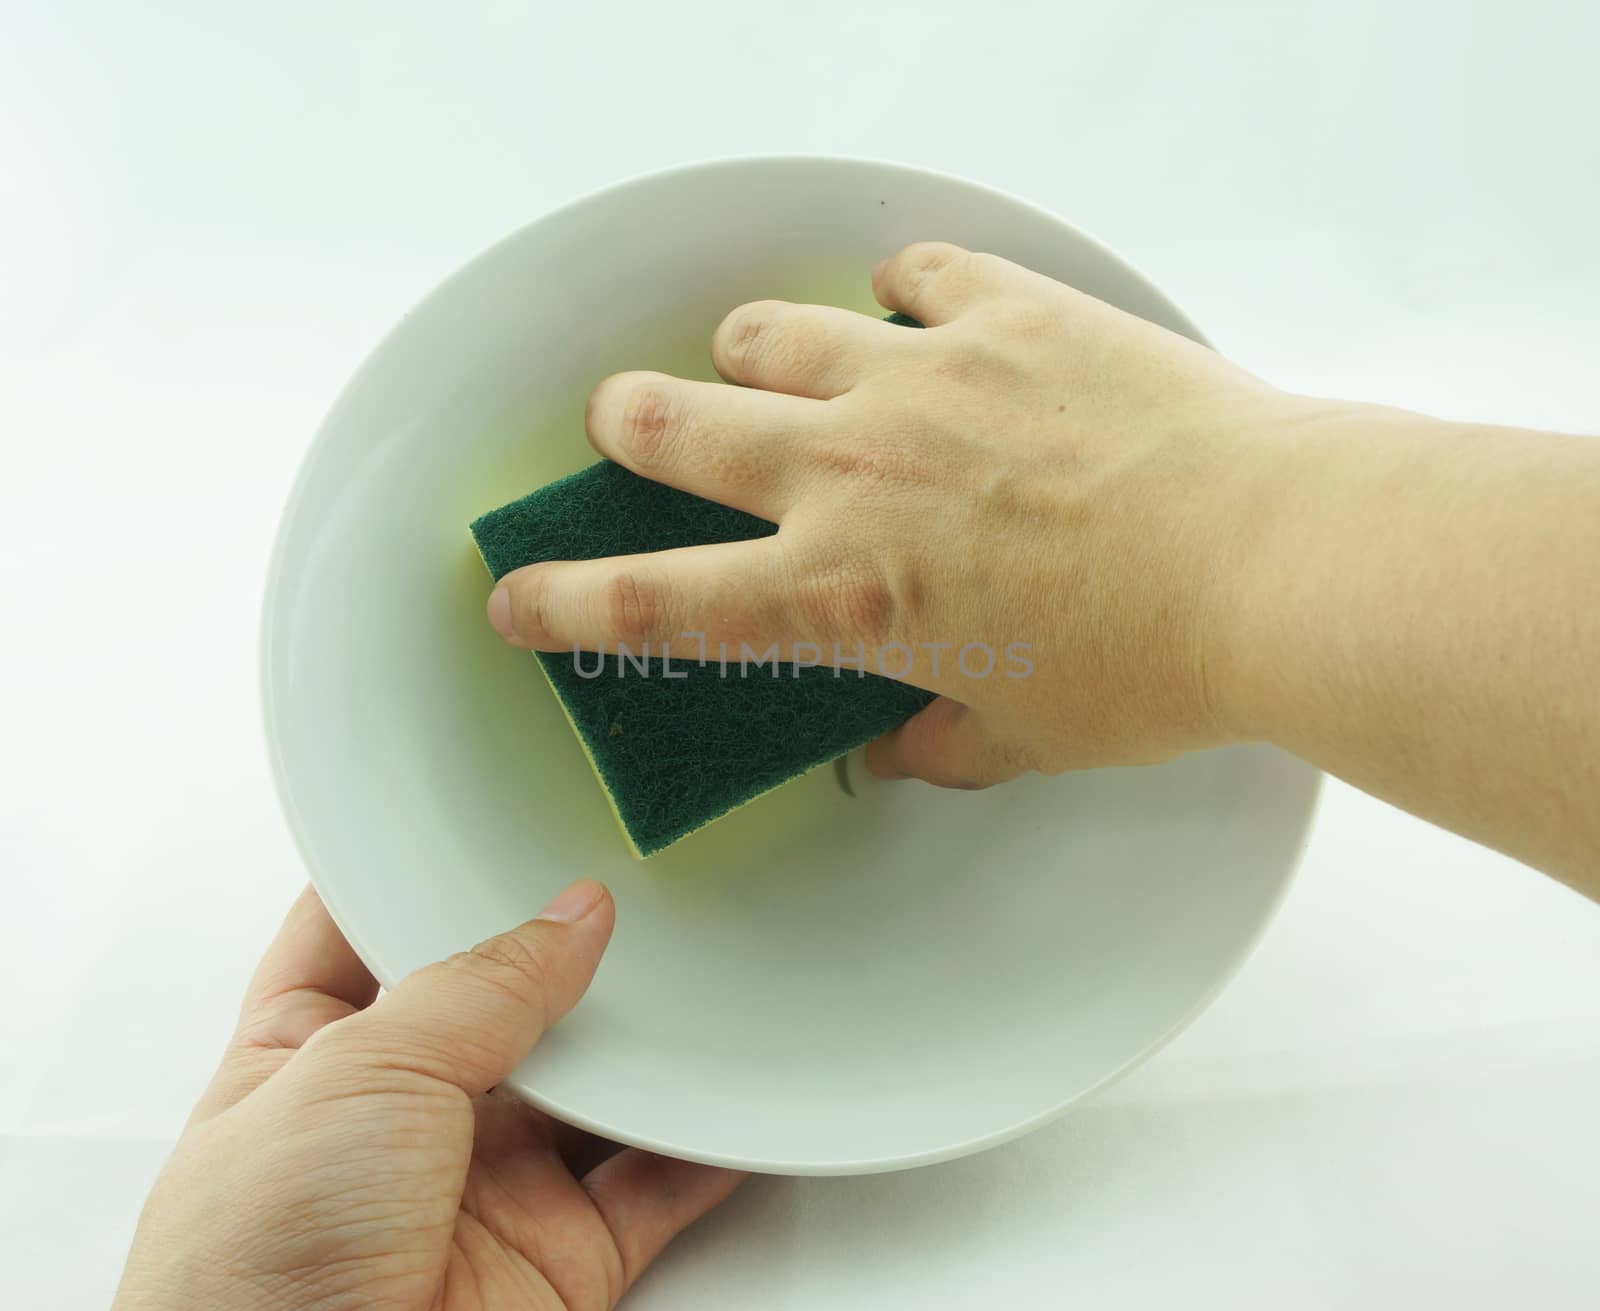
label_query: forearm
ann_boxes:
[1213,402,1600,894]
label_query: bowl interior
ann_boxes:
[264,157,1319,1173]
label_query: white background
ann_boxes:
[3,2,1598,1306]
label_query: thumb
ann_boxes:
[315,879,615,1094]
[864,697,1031,790]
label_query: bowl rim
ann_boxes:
[259,152,1322,1174]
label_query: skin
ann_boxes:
[487,241,1600,893]
[120,242,1600,1307]
[114,881,744,1310]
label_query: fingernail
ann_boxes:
[537,879,606,923]
[486,585,516,640]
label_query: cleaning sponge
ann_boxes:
[471,462,935,857]
[469,312,933,857]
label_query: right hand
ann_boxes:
[485,241,1318,786]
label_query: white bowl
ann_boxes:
[262,156,1320,1175]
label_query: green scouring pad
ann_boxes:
[470,311,934,858]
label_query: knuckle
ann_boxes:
[895,240,967,291]
[466,932,549,988]
[603,570,668,644]
[1034,746,1073,777]
[897,240,965,275]
[839,570,897,642]
[839,438,921,488]
[801,558,897,643]
[617,377,678,468]
[713,300,783,377]
[714,299,830,387]
[891,551,932,623]
[951,721,1041,789]
[453,936,555,1030]
[991,736,1041,780]
[510,568,554,642]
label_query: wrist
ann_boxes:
[1194,392,1381,748]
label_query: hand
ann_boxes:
[114,882,744,1310]
[483,242,1600,884]
[484,241,1308,785]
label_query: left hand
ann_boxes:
[113,880,744,1310]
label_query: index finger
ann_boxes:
[190,886,379,1122]
[235,884,379,1035]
